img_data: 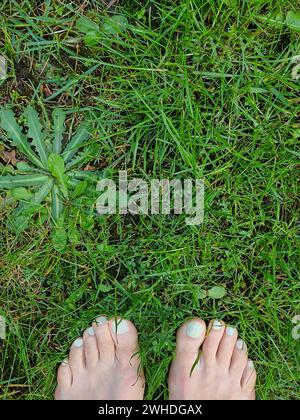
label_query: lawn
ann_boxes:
[0,0,299,400]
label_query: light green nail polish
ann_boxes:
[87,327,95,336]
[236,339,244,350]
[212,320,223,330]
[248,360,254,369]
[186,321,204,338]
[73,338,83,348]
[96,316,107,325]
[226,326,236,336]
[62,358,69,365]
[112,320,129,334]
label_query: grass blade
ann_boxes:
[52,108,66,154]
[65,143,99,170]
[0,107,44,169]
[62,122,90,163]
[32,177,53,204]
[48,153,69,199]
[51,184,63,222]
[24,106,48,168]
[0,174,49,189]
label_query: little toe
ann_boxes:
[93,316,115,365]
[109,318,140,369]
[56,359,72,391]
[229,338,248,378]
[83,326,99,369]
[175,318,206,371]
[202,320,225,365]
[216,326,238,369]
[241,360,257,396]
[68,337,85,372]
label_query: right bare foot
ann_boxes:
[169,319,256,400]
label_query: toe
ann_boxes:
[175,318,206,371]
[93,316,115,365]
[202,319,225,365]
[241,360,257,396]
[83,326,99,369]
[56,359,72,392]
[229,338,248,379]
[68,337,85,372]
[109,318,140,369]
[216,326,238,369]
[109,318,145,398]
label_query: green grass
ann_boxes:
[0,0,299,400]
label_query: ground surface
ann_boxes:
[0,0,299,400]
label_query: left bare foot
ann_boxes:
[55,317,145,400]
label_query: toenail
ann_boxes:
[62,358,69,365]
[112,319,129,334]
[236,339,245,350]
[73,338,83,348]
[87,327,95,336]
[95,316,107,325]
[212,320,223,330]
[248,360,254,369]
[186,321,204,338]
[226,326,236,336]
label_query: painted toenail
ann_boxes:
[112,319,129,334]
[212,320,223,330]
[62,358,69,365]
[87,327,95,336]
[226,326,236,336]
[248,360,254,369]
[186,321,204,338]
[95,316,107,325]
[236,339,244,350]
[73,338,83,348]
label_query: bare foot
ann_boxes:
[169,319,256,400]
[55,317,145,400]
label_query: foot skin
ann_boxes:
[55,317,145,400]
[169,319,256,400]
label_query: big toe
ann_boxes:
[108,318,144,398]
[109,318,140,369]
[174,318,206,371]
